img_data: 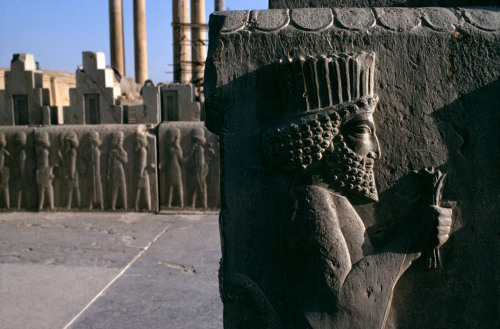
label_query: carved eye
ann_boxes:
[355,125,372,135]
[345,123,372,138]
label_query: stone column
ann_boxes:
[172,0,192,84]
[134,0,148,85]
[191,0,207,93]
[214,0,225,11]
[108,0,126,76]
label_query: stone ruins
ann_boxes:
[205,1,499,329]
[0,51,219,212]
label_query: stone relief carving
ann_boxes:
[259,52,454,328]
[58,130,81,210]
[108,131,128,210]
[216,7,500,34]
[162,127,184,208]
[15,131,27,210]
[134,128,154,211]
[158,123,220,210]
[186,128,208,209]
[36,131,56,211]
[87,131,104,210]
[0,126,162,212]
[0,132,11,209]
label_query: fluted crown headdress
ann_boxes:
[263,52,378,172]
[279,52,376,116]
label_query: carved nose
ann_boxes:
[368,136,381,159]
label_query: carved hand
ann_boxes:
[414,205,452,251]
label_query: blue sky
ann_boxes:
[0,0,269,83]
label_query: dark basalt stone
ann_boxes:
[205,5,500,329]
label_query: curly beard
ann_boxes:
[323,136,379,202]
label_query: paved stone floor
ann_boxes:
[0,212,223,329]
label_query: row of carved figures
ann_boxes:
[0,126,220,211]
[161,127,220,209]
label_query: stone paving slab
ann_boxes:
[0,212,222,329]
[0,264,120,329]
[70,216,223,329]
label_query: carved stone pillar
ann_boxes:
[134,0,148,85]
[109,0,126,77]
[205,3,500,329]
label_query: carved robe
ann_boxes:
[0,148,10,189]
[136,147,149,190]
[108,148,127,188]
[89,146,103,203]
[165,145,183,187]
[63,148,79,188]
[282,185,401,329]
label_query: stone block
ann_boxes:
[51,106,63,125]
[100,103,123,124]
[141,85,161,124]
[0,90,13,126]
[10,54,36,72]
[160,84,201,122]
[158,122,220,210]
[1,54,51,126]
[269,0,500,8]
[63,89,84,124]
[65,52,121,125]
[206,6,500,329]
[41,106,51,126]
[33,125,158,212]
[82,52,106,82]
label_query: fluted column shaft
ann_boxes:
[173,0,192,84]
[134,0,148,85]
[191,0,207,90]
[109,0,126,76]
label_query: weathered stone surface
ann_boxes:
[158,122,220,210]
[139,84,161,124]
[421,7,460,32]
[290,8,334,31]
[160,84,201,121]
[375,7,421,31]
[334,7,375,30]
[1,54,50,126]
[63,52,122,125]
[0,213,222,329]
[269,0,500,8]
[250,10,290,32]
[219,11,250,33]
[464,7,500,31]
[33,125,158,212]
[205,6,500,329]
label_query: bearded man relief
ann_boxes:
[261,52,454,329]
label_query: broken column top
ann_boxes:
[10,53,36,72]
[269,0,499,8]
